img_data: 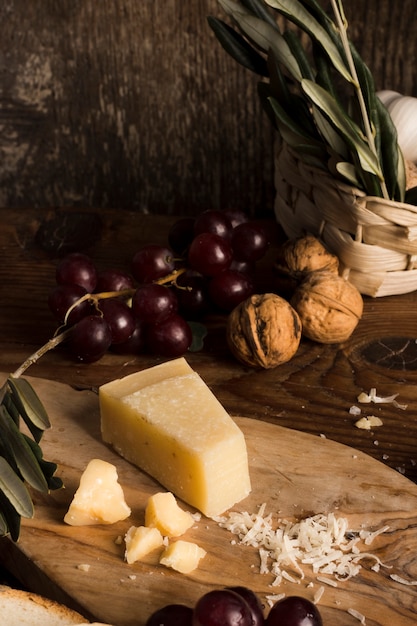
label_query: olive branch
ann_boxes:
[208,0,405,201]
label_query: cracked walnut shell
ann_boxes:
[226,293,302,369]
[275,235,339,281]
[291,271,363,344]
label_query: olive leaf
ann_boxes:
[8,376,51,431]
[0,489,22,542]
[283,30,315,81]
[405,187,417,206]
[212,0,401,200]
[265,0,353,83]
[207,17,269,75]
[241,0,280,28]
[188,322,208,353]
[0,376,63,540]
[311,105,350,160]
[335,161,361,187]
[0,406,49,493]
[230,12,304,81]
[0,456,34,519]
[22,434,63,490]
[301,79,384,180]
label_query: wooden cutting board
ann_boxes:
[1,375,417,626]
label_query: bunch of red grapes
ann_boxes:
[145,587,323,626]
[47,209,269,363]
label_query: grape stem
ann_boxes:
[0,325,75,404]
[11,327,75,380]
[8,267,188,383]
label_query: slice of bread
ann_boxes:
[0,585,112,626]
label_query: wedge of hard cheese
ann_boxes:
[99,358,251,517]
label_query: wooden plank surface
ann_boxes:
[1,207,417,486]
[1,375,417,626]
[1,1,416,213]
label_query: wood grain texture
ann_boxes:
[1,375,417,626]
[1,1,416,214]
[1,207,417,489]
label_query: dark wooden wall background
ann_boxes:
[1,1,416,216]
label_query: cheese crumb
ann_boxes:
[347,607,366,624]
[265,593,285,607]
[357,388,407,409]
[77,564,91,572]
[354,416,383,430]
[390,573,417,586]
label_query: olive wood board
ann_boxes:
[1,374,417,626]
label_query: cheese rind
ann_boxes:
[145,492,194,537]
[99,358,251,517]
[159,540,206,574]
[64,459,131,526]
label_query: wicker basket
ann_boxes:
[274,142,417,297]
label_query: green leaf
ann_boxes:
[0,456,33,519]
[207,17,269,75]
[335,161,361,186]
[0,510,8,537]
[283,29,315,80]
[240,0,280,28]
[265,0,353,83]
[349,42,377,127]
[2,391,20,426]
[269,98,322,147]
[311,105,350,159]
[0,489,22,541]
[8,376,51,431]
[0,406,49,493]
[405,186,417,206]
[188,322,208,353]
[301,79,383,179]
[231,12,303,81]
[22,434,63,491]
[375,96,405,201]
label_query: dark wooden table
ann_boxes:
[1,206,417,593]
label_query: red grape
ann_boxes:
[55,252,98,292]
[188,233,233,277]
[209,270,254,311]
[132,284,178,323]
[146,604,193,626]
[225,209,249,228]
[194,210,233,240]
[95,268,134,293]
[111,319,146,354]
[68,315,112,363]
[176,272,210,319]
[266,597,323,626]
[192,589,253,626]
[48,284,91,325]
[132,244,175,283]
[232,222,269,263]
[147,314,192,357]
[98,299,136,344]
[225,587,264,626]
[168,217,195,255]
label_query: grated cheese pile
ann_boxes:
[215,504,389,586]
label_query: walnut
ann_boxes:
[274,235,339,294]
[226,293,302,369]
[291,271,363,344]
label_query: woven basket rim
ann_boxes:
[279,142,417,211]
[274,142,417,297]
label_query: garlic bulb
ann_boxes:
[377,90,417,163]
